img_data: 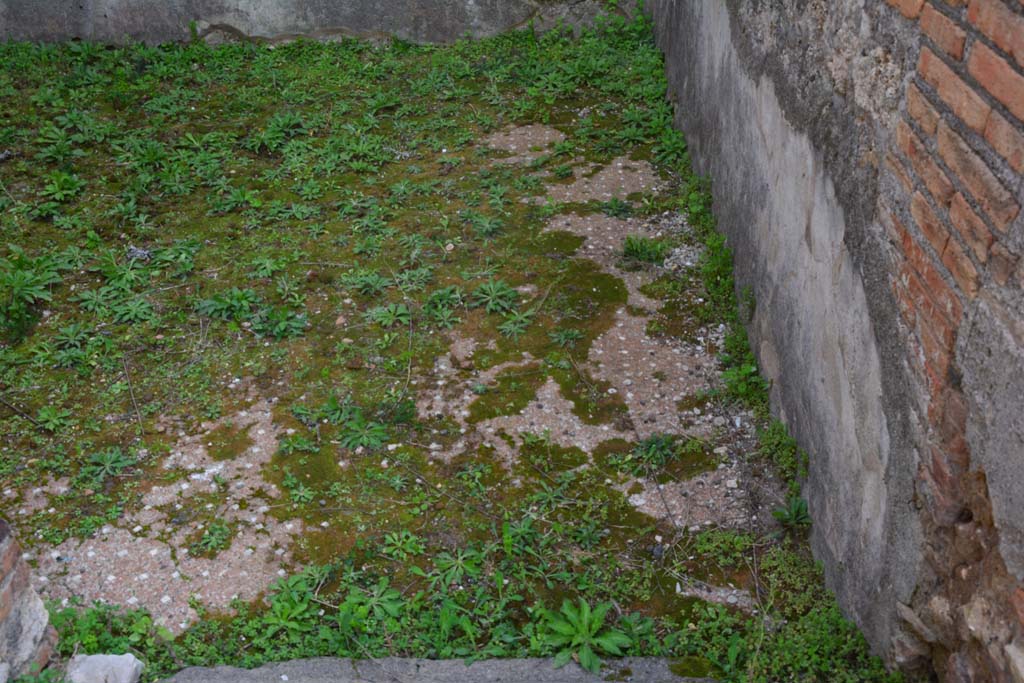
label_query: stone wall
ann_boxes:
[646,0,1024,680]
[0,521,57,679]
[0,0,604,45]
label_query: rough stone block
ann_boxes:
[67,654,144,683]
[0,522,57,678]
[960,295,1024,581]
[1007,641,1024,683]
[0,0,603,45]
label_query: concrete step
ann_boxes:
[162,657,715,682]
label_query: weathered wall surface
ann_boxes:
[647,0,1024,680]
[0,0,602,45]
[0,520,57,679]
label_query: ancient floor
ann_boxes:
[1,26,892,682]
[10,124,779,633]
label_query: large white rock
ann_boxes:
[66,654,144,683]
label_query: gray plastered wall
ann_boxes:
[0,0,603,44]
[645,0,929,658]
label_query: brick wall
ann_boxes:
[0,521,57,678]
[883,0,1024,679]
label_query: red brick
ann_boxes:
[903,265,932,324]
[916,151,957,209]
[898,220,966,323]
[920,319,953,392]
[968,42,1024,121]
[893,275,919,326]
[942,238,981,297]
[919,48,993,132]
[907,83,941,135]
[893,214,916,257]
[904,265,935,328]
[899,121,957,206]
[921,4,968,59]
[937,121,1021,229]
[984,109,1024,172]
[920,256,965,322]
[990,242,1020,284]
[907,269,960,350]
[912,190,953,254]
[889,0,927,17]
[949,192,995,261]
[904,270,960,360]
[968,0,1024,69]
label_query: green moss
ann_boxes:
[204,421,255,462]
[527,229,584,257]
[466,363,545,423]
[669,656,722,679]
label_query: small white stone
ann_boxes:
[66,653,143,683]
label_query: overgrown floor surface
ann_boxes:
[0,12,898,683]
